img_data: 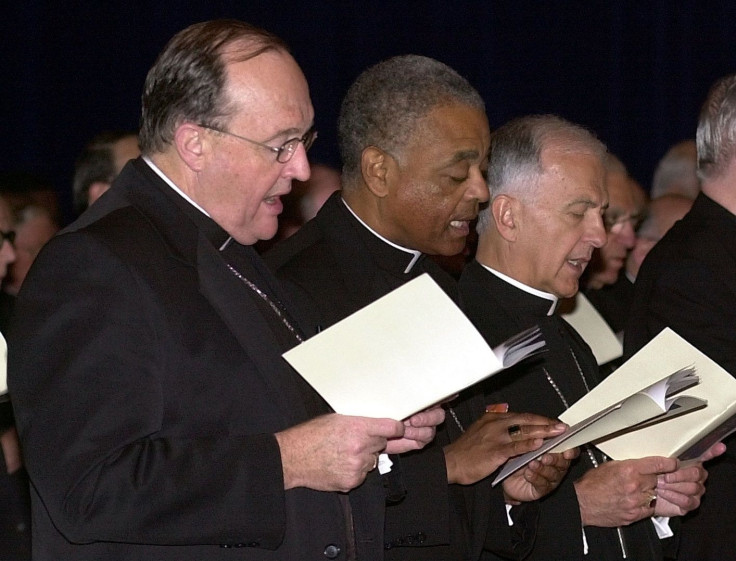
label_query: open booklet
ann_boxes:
[282,274,545,420]
[493,327,736,485]
[559,292,623,366]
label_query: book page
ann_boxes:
[560,293,622,365]
[283,274,502,419]
[565,328,736,459]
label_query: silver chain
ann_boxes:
[543,349,600,469]
[226,263,304,343]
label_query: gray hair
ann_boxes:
[478,114,607,232]
[337,55,485,186]
[651,140,699,199]
[696,74,736,182]
[139,19,287,154]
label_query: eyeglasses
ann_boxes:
[199,124,317,163]
[0,230,15,245]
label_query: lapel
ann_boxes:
[114,159,310,424]
[196,235,309,424]
[314,194,414,310]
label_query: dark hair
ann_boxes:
[337,55,484,186]
[72,131,137,213]
[139,19,288,154]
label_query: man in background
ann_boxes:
[72,130,140,214]
[626,73,736,561]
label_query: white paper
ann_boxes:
[283,274,508,419]
[560,293,622,365]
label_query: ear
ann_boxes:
[491,194,520,242]
[173,123,206,172]
[360,146,393,198]
[87,181,111,206]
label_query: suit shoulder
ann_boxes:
[265,220,332,275]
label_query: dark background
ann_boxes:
[2,1,735,224]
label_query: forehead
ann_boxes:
[406,103,490,164]
[537,147,607,206]
[223,49,313,135]
[605,171,636,211]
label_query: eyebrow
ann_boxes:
[442,149,483,167]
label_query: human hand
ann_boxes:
[574,456,678,527]
[275,413,404,492]
[385,404,446,454]
[654,461,709,517]
[0,427,23,475]
[503,447,579,503]
[444,411,567,485]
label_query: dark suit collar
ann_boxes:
[464,260,556,321]
[318,192,427,277]
[693,190,736,227]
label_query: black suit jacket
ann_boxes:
[8,159,384,560]
[266,193,518,561]
[459,260,662,561]
[625,192,736,561]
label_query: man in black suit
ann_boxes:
[459,114,713,561]
[267,55,574,560]
[8,20,445,560]
[626,74,736,561]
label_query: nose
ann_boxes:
[285,142,311,182]
[615,219,637,249]
[589,213,607,249]
[467,169,490,203]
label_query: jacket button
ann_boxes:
[323,544,341,558]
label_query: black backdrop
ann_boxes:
[3,1,736,223]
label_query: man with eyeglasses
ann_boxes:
[581,155,647,337]
[8,20,444,561]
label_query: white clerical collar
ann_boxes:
[143,156,211,218]
[478,262,558,316]
[341,197,422,274]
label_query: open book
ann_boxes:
[494,359,704,485]
[282,274,545,420]
[493,328,734,485]
[559,293,622,366]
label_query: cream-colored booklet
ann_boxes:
[282,274,545,420]
[559,292,623,366]
[493,328,734,485]
[578,328,736,460]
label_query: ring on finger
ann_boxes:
[507,424,522,439]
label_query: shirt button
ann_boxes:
[323,544,341,558]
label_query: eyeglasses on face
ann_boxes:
[0,230,15,245]
[199,124,317,163]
